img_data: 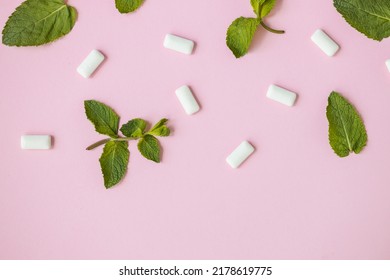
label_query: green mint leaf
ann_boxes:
[120,118,147,138]
[226,17,259,58]
[138,135,160,163]
[334,0,390,41]
[115,0,144,14]
[99,141,130,188]
[2,0,77,47]
[147,118,170,137]
[326,91,368,157]
[251,0,276,18]
[84,100,120,138]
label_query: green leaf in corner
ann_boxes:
[333,0,390,41]
[120,118,147,138]
[138,135,160,163]
[326,91,368,157]
[251,0,276,18]
[84,100,120,138]
[2,0,77,47]
[147,118,170,137]
[100,141,130,188]
[115,0,145,14]
[226,17,259,58]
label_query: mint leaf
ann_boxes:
[115,0,144,13]
[147,118,170,137]
[138,135,160,163]
[120,118,147,138]
[85,100,171,188]
[326,91,368,157]
[226,17,259,58]
[334,0,390,41]
[84,100,120,138]
[99,141,130,188]
[251,0,276,18]
[2,0,77,47]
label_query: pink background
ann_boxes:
[1,0,390,260]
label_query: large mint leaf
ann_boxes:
[326,92,368,157]
[147,118,170,137]
[334,0,390,41]
[84,100,120,138]
[137,135,160,163]
[115,0,144,14]
[251,0,276,18]
[2,0,77,47]
[120,118,147,138]
[226,17,258,58]
[99,141,130,188]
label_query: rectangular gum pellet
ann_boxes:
[311,29,340,57]
[386,59,390,72]
[164,34,194,55]
[175,85,200,115]
[77,49,105,78]
[21,135,52,150]
[266,84,297,107]
[226,141,255,168]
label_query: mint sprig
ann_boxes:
[84,100,171,189]
[115,0,144,14]
[326,92,368,157]
[226,0,284,58]
[2,0,77,47]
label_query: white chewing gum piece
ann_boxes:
[311,29,340,57]
[386,59,390,72]
[267,85,297,107]
[175,85,200,115]
[21,135,52,150]
[226,141,255,168]
[164,34,195,55]
[77,49,105,78]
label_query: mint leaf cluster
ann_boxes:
[84,100,170,188]
[226,0,284,58]
[2,0,77,47]
[334,0,390,41]
[326,92,368,157]
[115,0,145,14]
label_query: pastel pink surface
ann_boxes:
[1,0,390,259]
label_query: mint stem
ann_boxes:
[260,21,285,34]
[86,138,111,150]
[257,3,285,35]
[114,137,137,141]
[86,137,137,150]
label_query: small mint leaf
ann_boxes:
[115,0,144,14]
[148,118,170,137]
[226,17,259,58]
[2,0,77,47]
[251,0,276,18]
[326,91,368,157]
[137,135,160,163]
[120,118,147,138]
[99,141,130,188]
[84,100,120,138]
